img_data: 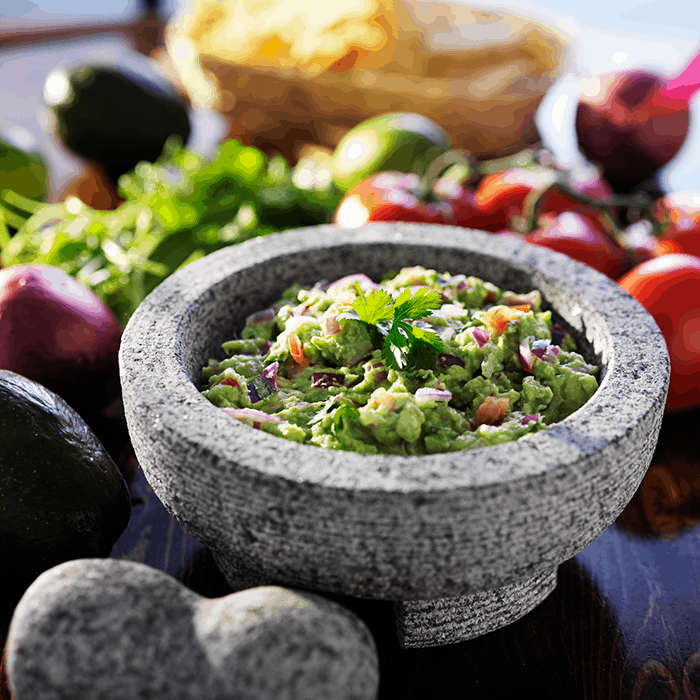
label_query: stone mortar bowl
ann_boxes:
[119,223,670,648]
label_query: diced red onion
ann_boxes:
[322,314,341,335]
[327,274,380,294]
[530,339,550,358]
[247,307,276,325]
[470,327,490,348]
[531,339,560,363]
[261,361,279,389]
[222,407,283,429]
[415,387,452,403]
[312,372,345,388]
[521,413,541,425]
[518,337,534,372]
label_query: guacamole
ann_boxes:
[201,267,599,455]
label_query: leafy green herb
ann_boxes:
[0,139,342,327]
[350,284,444,370]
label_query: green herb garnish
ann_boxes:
[0,139,342,327]
[350,283,444,370]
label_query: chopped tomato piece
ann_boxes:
[482,305,530,336]
[218,377,241,389]
[288,332,309,367]
[474,396,510,428]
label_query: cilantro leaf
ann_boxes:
[352,285,395,326]
[350,282,444,371]
[411,325,444,352]
[393,286,442,322]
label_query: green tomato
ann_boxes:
[331,113,451,193]
[0,138,47,201]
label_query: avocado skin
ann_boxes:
[48,64,191,185]
[0,370,131,580]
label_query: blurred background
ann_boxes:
[2,0,700,196]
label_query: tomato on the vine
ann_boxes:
[650,191,700,258]
[333,171,494,229]
[333,172,453,227]
[523,210,628,279]
[474,166,615,232]
[618,253,700,412]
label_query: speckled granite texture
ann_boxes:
[119,222,670,646]
[6,559,379,700]
[394,569,557,647]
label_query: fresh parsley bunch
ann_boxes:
[349,283,444,370]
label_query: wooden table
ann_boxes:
[3,401,699,700]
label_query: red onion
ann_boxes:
[322,314,341,335]
[531,339,560,363]
[247,374,277,403]
[327,274,379,294]
[0,264,122,422]
[521,413,541,425]
[519,337,559,372]
[518,337,534,372]
[415,387,452,403]
[222,407,283,429]
[246,307,277,325]
[312,372,345,388]
[470,327,490,348]
[261,361,279,389]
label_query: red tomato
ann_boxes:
[474,167,613,232]
[618,253,700,412]
[333,172,451,227]
[650,191,700,257]
[524,211,628,279]
[333,171,501,231]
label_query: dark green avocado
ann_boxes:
[44,62,191,185]
[0,370,131,580]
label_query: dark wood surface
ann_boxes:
[3,404,700,700]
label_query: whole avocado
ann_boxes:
[0,370,131,580]
[0,138,47,202]
[43,62,191,185]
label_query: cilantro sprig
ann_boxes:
[350,283,444,371]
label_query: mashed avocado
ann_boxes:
[201,267,599,455]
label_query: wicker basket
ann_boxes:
[166,0,570,161]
